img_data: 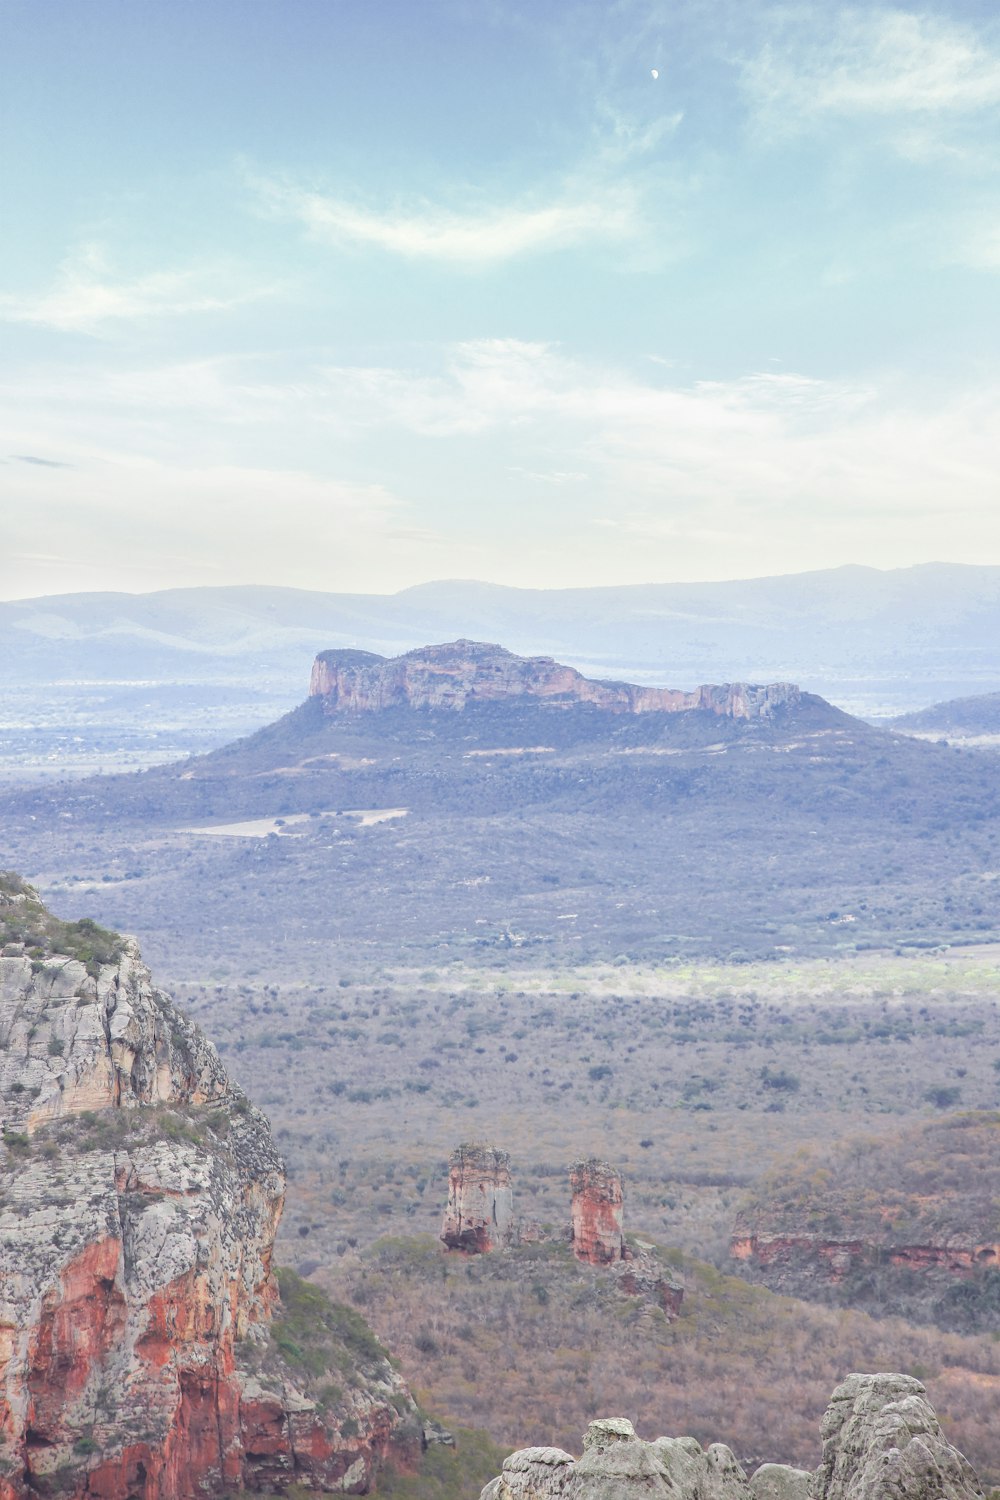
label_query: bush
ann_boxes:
[760,1065,800,1094]
[925,1085,962,1109]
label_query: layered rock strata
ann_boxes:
[570,1160,626,1265]
[480,1374,984,1500]
[730,1225,1000,1303]
[440,1143,515,1253]
[0,880,420,1499]
[310,641,800,720]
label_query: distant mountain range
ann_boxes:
[8,563,1000,719]
[7,563,1000,782]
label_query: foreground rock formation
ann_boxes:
[0,876,421,1499]
[570,1160,626,1265]
[481,1374,984,1500]
[310,641,800,720]
[440,1143,515,1252]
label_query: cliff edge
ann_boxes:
[309,641,800,720]
[0,875,421,1499]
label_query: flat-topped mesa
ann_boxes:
[441,1143,515,1253]
[570,1159,627,1265]
[309,641,800,719]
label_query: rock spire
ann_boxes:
[440,1143,515,1253]
[570,1159,627,1265]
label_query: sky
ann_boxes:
[2,0,1000,599]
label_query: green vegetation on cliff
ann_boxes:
[0,872,124,973]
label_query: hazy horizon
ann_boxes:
[3,556,998,607]
[4,0,1000,598]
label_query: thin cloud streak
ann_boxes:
[0,245,277,335]
[743,8,1000,129]
[253,178,640,264]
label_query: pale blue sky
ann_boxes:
[2,0,1000,597]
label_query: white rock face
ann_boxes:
[818,1373,984,1500]
[0,940,227,1137]
[480,1379,984,1500]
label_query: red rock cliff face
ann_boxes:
[309,641,800,720]
[731,1229,1000,1286]
[0,886,420,1500]
[570,1160,626,1266]
[440,1144,515,1253]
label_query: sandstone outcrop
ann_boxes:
[730,1230,1000,1285]
[310,641,800,720]
[613,1248,684,1318]
[0,877,421,1499]
[440,1143,515,1253]
[570,1160,626,1265]
[480,1375,984,1500]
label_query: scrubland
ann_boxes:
[318,1234,1000,1483]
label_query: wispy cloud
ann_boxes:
[743,8,1000,131]
[8,339,1000,588]
[0,245,274,334]
[253,176,639,265]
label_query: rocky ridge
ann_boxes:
[309,641,800,719]
[0,876,422,1499]
[481,1374,983,1500]
[729,1115,1000,1332]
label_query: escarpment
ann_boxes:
[481,1375,984,1500]
[310,640,800,720]
[730,1115,1000,1332]
[0,876,421,1500]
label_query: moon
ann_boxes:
[651,68,659,79]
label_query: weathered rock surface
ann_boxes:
[818,1373,983,1500]
[310,641,800,720]
[0,880,420,1499]
[570,1160,626,1266]
[613,1249,684,1318]
[441,1143,515,1252]
[749,1464,813,1500]
[480,1376,983,1500]
[730,1230,1000,1286]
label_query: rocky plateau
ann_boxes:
[309,641,800,720]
